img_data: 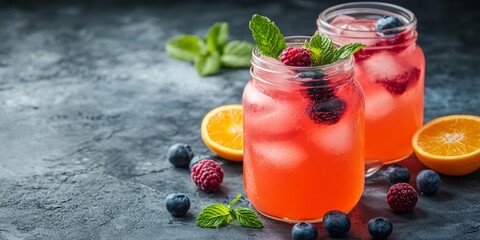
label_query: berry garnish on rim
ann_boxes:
[249,14,364,125]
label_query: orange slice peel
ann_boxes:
[201,104,243,161]
[412,115,480,176]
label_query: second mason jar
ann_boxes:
[318,2,426,165]
[243,36,365,222]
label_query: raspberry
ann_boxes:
[189,155,215,171]
[191,159,224,192]
[376,68,421,95]
[280,47,312,66]
[386,183,418,213]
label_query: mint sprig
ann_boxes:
[307,34,364,65]
[196,204,232,228]
[249,14,365,66]
[165,22,253,77]
[249,14,286,59]
[196,193,263,228]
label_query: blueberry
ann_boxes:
[375,16,405,35]
[189,155,213,171]
[166,143,194,168]
[292,222,318,240]
[416,169,441,195]
[368,217,393,239]
[385,165,410,184]
[165,193,190,217]
[298,71,336,102]
[306,98,346,125]
[323,210,351,237]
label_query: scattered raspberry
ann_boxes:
[386,183,418,213]
[280,47,312,66]
[191,159,224,192]
[376,68,421,95]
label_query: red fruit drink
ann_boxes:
[318,2,425,164]
[243,37,365,222]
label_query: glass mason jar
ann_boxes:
[318,2,425,170]
[243,36,365,222]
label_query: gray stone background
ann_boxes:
[0,0,479,239]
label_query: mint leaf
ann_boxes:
[206,22,229,54]
[333,43,365,61]
[196,204,232,228]
[309,34,335,65]
[309,47,322,66]
[196,193,263,229]
[221,41,253,68]
[232,208,264,228]
[195,52,221,76]
[249,14,286,59]
[228,193,242,208]
[166,35,206,62]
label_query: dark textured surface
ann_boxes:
[0,0,479,239]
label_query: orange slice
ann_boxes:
[201,104,243,161]
[412,115,480,176]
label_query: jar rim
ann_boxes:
[317,1,417,40]
[250,36,355,88]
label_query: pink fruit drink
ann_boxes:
[243,37,365,222]
[318,2,425,163]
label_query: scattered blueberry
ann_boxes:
[292,222,318,240]
[323,210,351,237]
[385,164,410,184]
[416,169,441,195]
[306,98,346,125]
[165,193,191,217]
[189,155,213,171]
[375,15,405,35]
[166,143,194,168]
[368,217,393,239]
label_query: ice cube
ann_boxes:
[310,120,354,154]
[358,51,413,84]
[253,140,308,170]
[329,17,378,45]
[343,19,376,31]
[243,82,273,114]
[253,98,303,137]
[364,87,396,120]
[331,14,357,29]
